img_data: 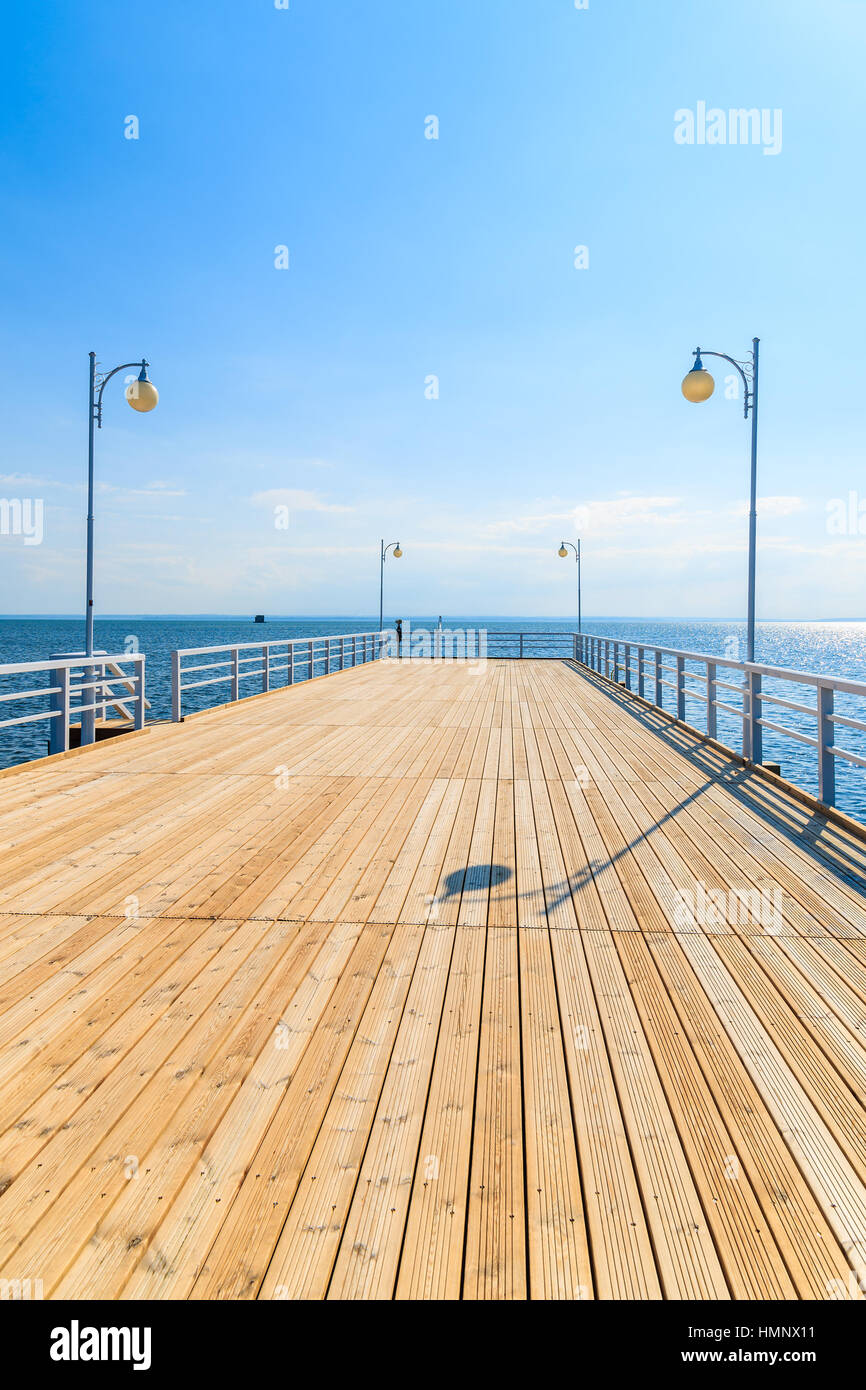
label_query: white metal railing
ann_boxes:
[0,653,146,755]
[171,631,387,722]
[484,631,573,658]
[573,632,866,810]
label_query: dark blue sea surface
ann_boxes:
[1,616,865,821]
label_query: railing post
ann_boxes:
[624,644,631,690]
[171,650,182,721]
[50,664,71,753]
[753,670,763,764]
[676,656,686,721]
[519,633,524,659]
[262,644,270,694]
[353,635,357,667]
[231,648,240,703]
[706,661,717,740]
[817,682,836,806]
[92,661,102,728]
[80,660,95,746]
[655,650,663,708]
[134,656,146,731]
[340,638,345,670]
[637,647,644,699]
[308,639,314,680]
[49,663,65,755]
[60,665,71,750]
[745,669,762,763]
[289,641,295,685]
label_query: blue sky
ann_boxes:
[1,0,865,619]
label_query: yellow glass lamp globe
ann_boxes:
[682,366,715,403]
[558,545,568,558]
[393,544,403,558]
[126,366,159,413]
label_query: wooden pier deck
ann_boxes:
[2,657,866,1300]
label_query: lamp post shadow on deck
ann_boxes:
[682,338,760,663]
[558,539,582,634]
[378,539,402,636]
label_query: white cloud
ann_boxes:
[733,495,806,518]
[96,482,187,498]
[0,472,78,491]
[250,488,353,513]
[482,494,686,538]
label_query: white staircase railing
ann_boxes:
[0,653,146,756]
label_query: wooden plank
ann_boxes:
[188,922,398,1299]
[257,922,429,1301]
[462,925,525,1299]
[519,926,592,1298]
[53,919,361,1299]
[395,923,487,1299]
[323,922,456,1299]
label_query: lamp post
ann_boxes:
[378,539,402,634]
[85,353,158,657]
[682,338,760,663]
[558,540,582,633]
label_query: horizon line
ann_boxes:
[1,614,864,625]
